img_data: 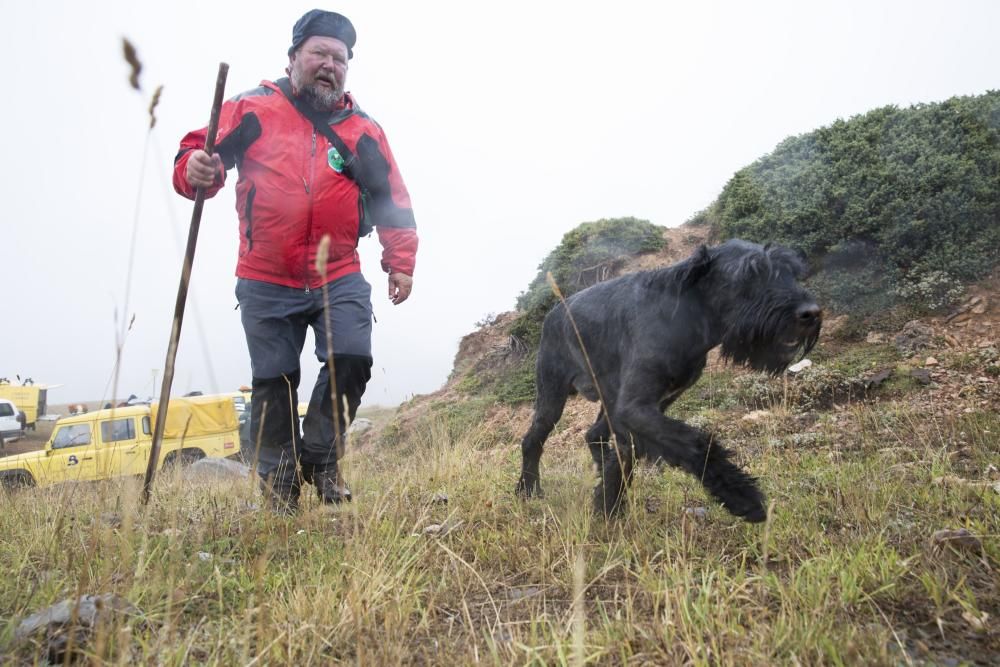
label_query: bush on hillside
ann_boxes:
[511,217,666,347]
[456,218,666,406]
[702,91,1000,312]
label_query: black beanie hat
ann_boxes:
[288,10,356,59]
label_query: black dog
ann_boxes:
[515,239,822,522]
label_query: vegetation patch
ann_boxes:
[700,91,1000,313]
[3,401,997,664]
[511,217,666,351]
[462,217,668,408]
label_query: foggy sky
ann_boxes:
[2,0,998,409]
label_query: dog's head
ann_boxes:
[703,240,822,374]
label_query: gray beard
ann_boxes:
[297,82,342,113]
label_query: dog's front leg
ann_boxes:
[659,416,767,523]
[516,420,550,498]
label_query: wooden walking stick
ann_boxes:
[142,63,229,505]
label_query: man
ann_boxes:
[173,9,418,512]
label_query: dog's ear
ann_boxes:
[678,245,713,288]
[726,244,777,284]
[767,244,810,279]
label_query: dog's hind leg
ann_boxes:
[516,383,569,499]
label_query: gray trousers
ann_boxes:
[236,273,373,481]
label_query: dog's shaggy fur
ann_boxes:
[515,239,822,521]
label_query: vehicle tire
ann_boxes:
[164,449,206,470]
[0,471,35,491]
[179,449,205,465]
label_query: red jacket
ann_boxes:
[173,79,418,289]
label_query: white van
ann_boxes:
[0,399,24,443]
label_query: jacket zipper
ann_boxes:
[304,128,317,292]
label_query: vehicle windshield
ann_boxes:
[51,424,92,449]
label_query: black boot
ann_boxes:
[250,372,304,514]
[313,467,352,504]
[259,468,300,515]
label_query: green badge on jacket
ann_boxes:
[327,146,345,173]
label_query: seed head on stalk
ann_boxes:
[122,38,142,91]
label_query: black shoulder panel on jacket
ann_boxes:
[215,113,263,170]
[229,85,274,103]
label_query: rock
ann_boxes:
[741,410,772,422]
[683,507,709,521]
[962,610,990,634]
[787,359,812,374]
[932,475,997,491]
[16,594,145,663]
[492,628,514,644]
[419,519,464,537]
[348,418,373,435]
[507,586,542,601]
[925,357,939,367]
[931,528,982,553]
[894,320,934,355]
[186,457,251,480]
[866,332,887,344]
[863,368,893,389]
[909,368,932,385]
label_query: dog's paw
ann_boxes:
[592,484,626,518]
[718,485,767,523]
[515,478,543,499]
[700,450,767,523]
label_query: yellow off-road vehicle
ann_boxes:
[0,395,240,489]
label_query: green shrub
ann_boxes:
[493,355,537,406]
[516,217,666,312]
[511,217,666,350]
[705,91,1000,311]
[893,270,965,312]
